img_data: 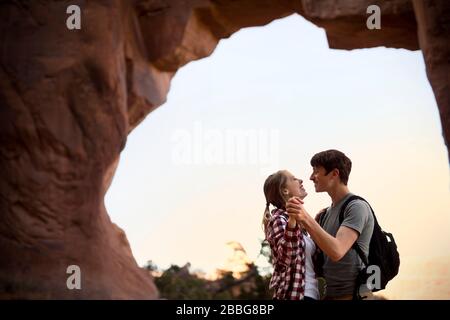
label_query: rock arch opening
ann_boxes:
[107,13,449,300]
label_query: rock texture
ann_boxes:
[0,0,448,299]
[413,0,450,150]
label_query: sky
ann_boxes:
[105,14,450,299]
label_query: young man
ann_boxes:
[286,149,374,300]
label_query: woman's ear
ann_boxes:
[282,189,289,195]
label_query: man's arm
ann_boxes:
[286,198,358,262]
[302,217,358,262]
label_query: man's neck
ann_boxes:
[328,185,350,207]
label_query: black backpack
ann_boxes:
[318,195,400,298]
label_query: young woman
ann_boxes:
[262,170,319,300]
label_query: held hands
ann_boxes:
[286,197,311,225]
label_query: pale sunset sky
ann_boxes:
[105,14,450,299]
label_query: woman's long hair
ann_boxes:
[262,170,288,235]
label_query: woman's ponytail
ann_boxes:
[262,202,271,235]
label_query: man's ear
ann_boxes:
[333,168,340,179]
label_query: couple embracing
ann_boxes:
[263,149,375,300]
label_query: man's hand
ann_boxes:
[286,197,310,224]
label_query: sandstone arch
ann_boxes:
[0,0,448,299]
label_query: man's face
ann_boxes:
[309,166,332,192]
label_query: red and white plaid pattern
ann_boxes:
[266,208,306,300]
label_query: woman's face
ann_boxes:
[283,170,308,200]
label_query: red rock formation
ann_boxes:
[0,0,159,299]
[0,0,448,299]
[413,0,450,151]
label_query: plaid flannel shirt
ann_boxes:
[266,208,306,300]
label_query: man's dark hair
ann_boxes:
[310,149,352,185]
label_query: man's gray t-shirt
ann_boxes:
[321,193,374,297]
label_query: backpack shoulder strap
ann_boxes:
[338,195,371,266]
[338,195,366,224]
[339,195,379,226]
[318,207,329,226]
